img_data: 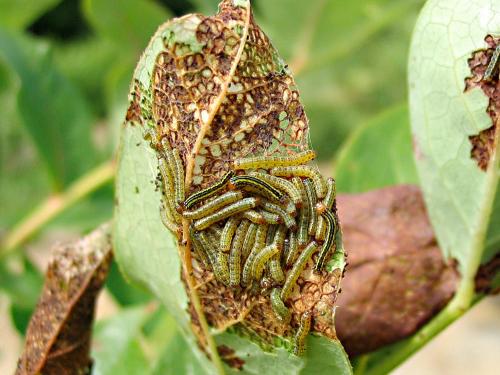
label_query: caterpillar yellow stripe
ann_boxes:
[229,175,284,203]
[303,179,318,236]
[293,311,312,356]
[193,197,259,230]
[281,241,318,300]
[220,216,241,253]
[484,44,500,81]
[249,172,302,208]
[252,243,279,281]
[292,177,310,247]
[229,220,251,287]
[270,288,290,323]
[182,170,235,210]
[268,257,285,284]
[241,223,258,258]
[271,166,327,198]
[242,225,269,286]
[261,200,297,231]
[233,150,316,170]
[182,191,243,219]
[314,208,338,273]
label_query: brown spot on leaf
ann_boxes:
[217,345,245,370]
[16,224,112,375]
[465,35,500,171]
[475,252,500,295]
[334,186,459,357]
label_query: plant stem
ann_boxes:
[1,160,115,257]
[360,129,499,375]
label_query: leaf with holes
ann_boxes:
[409,0,500,300]
[113,1,350,373]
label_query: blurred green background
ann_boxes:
[0,0,426,373]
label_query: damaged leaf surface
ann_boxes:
[114,0,350,373]
[408,0,500,275]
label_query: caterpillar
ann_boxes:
[229,220,251,286]
[292,177,310,247]
[197,231,229,285]
[484,44,500,81]
[242,223,258,258]
[233,150,316,170]
[270,288,291,323]
[271,166,327,198]
[241,210,266,224]
[260,200,297,231]
[220,216,241,253]
[315,216,327,242]
[190,226,211,268]
[273,225,288,252]
[182,191,243,219]
[229,175,285,203]
[158,157,182,224]
[268,257,285,284]
[314,208,338,273]
[284,230,299,267]
[259,210,282,225]
[252,243,279,281]
[293,311,312,356]
[171,149,186,206]
[281,241,318,300]
[159,203,180,235]
[323,177,336,209]
[193,197,259,230]
[249,172,302,208]
[303,179,318,236]
[182,170,235,210]
[242,224,269,286]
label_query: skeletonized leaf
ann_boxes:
[16,224,112,375]
[114,1,350,373]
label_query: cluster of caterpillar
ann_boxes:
[148,130,338,356]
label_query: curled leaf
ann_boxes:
[16,224,112,375]
[334,186,459,356]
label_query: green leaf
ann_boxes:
[53,37,118,116]
[83,0,172,56]
[92,307,150,375]
[408,0,499,279]
[0,30,97,189]
[0,255,43,334]
[0,256,42,310]
[191,0,221,14]
[151,331,207,375]
[335,104,418,193]
[0,0,61,30]
[257,0,425,159]
[113,122,214,372]
[105,259,153,306]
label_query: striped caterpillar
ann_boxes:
[152,138,339,356]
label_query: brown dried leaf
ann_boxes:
[334,185,459,357]
[16,224,112,375]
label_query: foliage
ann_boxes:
[0,0,498,374]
